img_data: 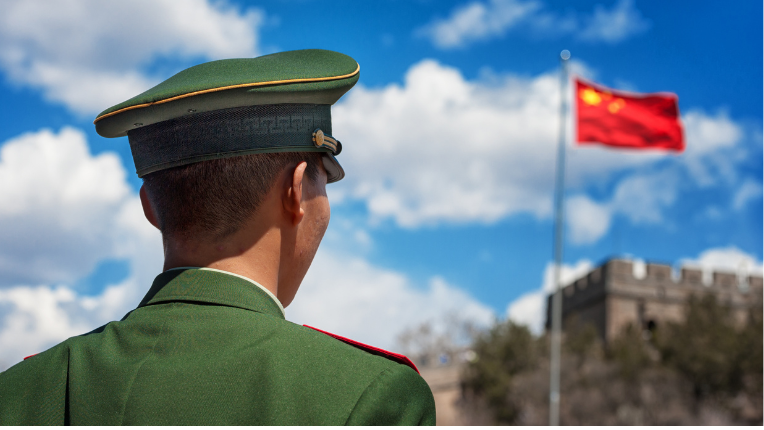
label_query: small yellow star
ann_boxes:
[608,98,626,113]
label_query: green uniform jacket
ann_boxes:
[0,268,436,425]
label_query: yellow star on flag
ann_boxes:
[580,87,626,113]
[579,88,601,105]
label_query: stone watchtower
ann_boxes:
[545,258,763,343]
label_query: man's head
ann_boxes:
[95,49,359,306]
[139,151,330,307]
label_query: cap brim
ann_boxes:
[322,153,345,183]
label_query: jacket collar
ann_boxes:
[137,267,285,319]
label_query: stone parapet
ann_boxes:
[545,257,763,342]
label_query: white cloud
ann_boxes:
[0,127,163,368]
[320,217,376,255]
[610,170,678,224]
[683,110,742,156]
[566,195,611,245]
[0,128,141,286]
[417,0,649,49]
[287,250,495,351]
[682,109,745,186]
[334,60,560,227]
[681,246,763,277]
[577,0,650,43]
[0,0,264,115]
[506,259,592,334]
[333,60,746,236]
[564,171,678,245]
[732,179,762,210]
[0,286,91,369]
[564,169,684,245]
[0,281,140,370]
[417,0,541,49]
[699,206,724,221]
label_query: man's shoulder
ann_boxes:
[300,324,419,373]
[269,323,434,425]
[0,337,75,425]
[267,321,429,396]
[273,322,416,375]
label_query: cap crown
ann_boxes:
[95,49,359,138]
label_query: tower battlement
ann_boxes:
[602,259,762,289]
[546,258,762,342]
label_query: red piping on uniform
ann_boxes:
[304,325,420,374]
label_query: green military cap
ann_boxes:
[93,49,359,183]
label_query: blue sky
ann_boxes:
[0,0,761,367]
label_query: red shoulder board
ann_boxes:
[23,354,37,360]
[304,325,419,374]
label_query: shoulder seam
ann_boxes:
[343,367,392,426]
[118,319,166,425]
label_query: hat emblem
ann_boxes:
[312,129,342,155]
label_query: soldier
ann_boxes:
[0,49,436,425]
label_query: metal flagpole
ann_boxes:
[549,49,570,427]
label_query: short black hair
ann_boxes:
[142,152,322,241]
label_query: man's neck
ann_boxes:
[162,226,282,299]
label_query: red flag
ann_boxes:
[575,78,684,152]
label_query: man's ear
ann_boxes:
[139,185,160,230]
[283,162,307,226]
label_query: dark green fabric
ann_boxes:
[0,269,435,425]
[97,49,359,119]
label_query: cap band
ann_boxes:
[128,104,334,177]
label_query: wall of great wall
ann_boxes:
[546,259,763,342]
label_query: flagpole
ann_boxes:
[549,49,570,427]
